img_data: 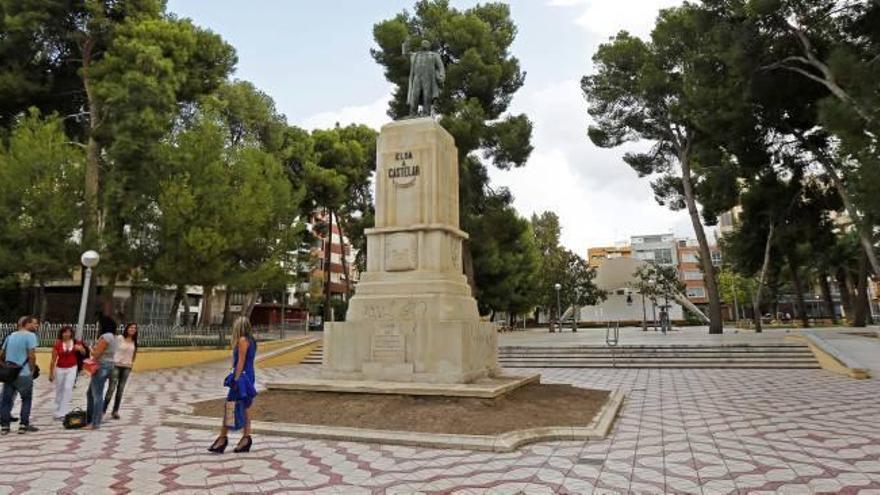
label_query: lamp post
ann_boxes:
[554,283,562,333]
[304,292,311,333]
[76,250,100,340]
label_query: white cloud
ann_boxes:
[549,0,683,39]
[492,78,695,253]
[297,90,392,131]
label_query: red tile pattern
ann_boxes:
[0,365,878,494]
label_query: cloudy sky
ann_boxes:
[167,0,702,253]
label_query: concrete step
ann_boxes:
[298,344,821,369]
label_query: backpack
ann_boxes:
[63,409,88,429]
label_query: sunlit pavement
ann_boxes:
[1,337,879,494]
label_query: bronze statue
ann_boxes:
[403,39,445,117]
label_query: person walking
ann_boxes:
[103,323,137,420]
[0,316,39,434]
[49,326,87,420]
[208,317,257,454]
[84,320,118,430]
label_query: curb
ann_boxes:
[161,390,625,453]
[792,332,870,379]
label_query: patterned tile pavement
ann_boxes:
[0,362,878,494]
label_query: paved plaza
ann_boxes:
[1,332,879,495]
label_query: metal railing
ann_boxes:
[0,321,307,348]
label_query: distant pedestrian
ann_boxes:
[208,317,257,454]
[103,323,138,420]
[84,316,118,430]
[0,316,39,434]
[49,326,87,420]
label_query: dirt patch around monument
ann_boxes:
[191,384,610,435]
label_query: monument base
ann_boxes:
[321,318,499,383]
[268,372,540,399]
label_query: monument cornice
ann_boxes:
[365,223,469,240]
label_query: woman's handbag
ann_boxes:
[223,401,236,428]
[63,409,88,429]
[82,358,99,376]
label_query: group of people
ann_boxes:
[2,313,258,453]
[0,314,138,434]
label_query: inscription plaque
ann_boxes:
[371,327,406,363]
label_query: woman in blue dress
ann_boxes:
[208,316,257,454]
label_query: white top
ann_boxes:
[114,337,136,367]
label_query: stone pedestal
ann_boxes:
[321,118,499,383]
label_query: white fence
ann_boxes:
[0,321,307,348]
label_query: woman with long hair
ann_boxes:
[84,319,118,430]
[208,316,257,454]
[103,323,138,420]
[48,326,87,420]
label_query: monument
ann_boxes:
[320,40,499,384]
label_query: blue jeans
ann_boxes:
[0,374,33,427]
[87,362,113,428]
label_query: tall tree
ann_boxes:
[530,211,604,323]
[582,10,731,333]
[470,195,540,319]
[0,110,84,317]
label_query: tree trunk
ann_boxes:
[81,36,101,253]
[221,289,232,326]
[752,222,775,333]
[200,285,214,327]
[323,210,333,322]
[818,271,837,324]
[793,132,880,275]
[787,255,810,328]
[102,275,117,319]
[335,210,353,298]
[243,291,259,319]
[169,285,185,323]
[37,281,48,321]
[853,253,869,327]
[679,151,723,333]
[836,268,853,322]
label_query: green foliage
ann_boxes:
[470,198,540,316]
[0,110,84,283]
[717,266,755,307]
[530,211,605,315]
[632,263,684,303]
[150,112,301,294]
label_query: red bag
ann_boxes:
[82,358,99,376]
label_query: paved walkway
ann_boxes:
[1,359,879,494]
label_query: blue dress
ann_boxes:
[224,336,257,430]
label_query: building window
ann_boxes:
[654,249,673,265]
[684,270,703,281]
[711,251,722,265]
[681,253,698,263]
[686,287,706,298]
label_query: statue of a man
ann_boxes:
[403,39,445,117]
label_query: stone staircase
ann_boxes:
[299,342,820,369]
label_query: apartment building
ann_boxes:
[631,233,678,266]
[587,245,632,268]
[676,239,722,308]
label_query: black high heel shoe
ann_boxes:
[233,435,252,453]
[208,435,228,454]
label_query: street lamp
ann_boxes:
[76,250,100,340]
[304,292,311,333]
[554,283,562,333]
